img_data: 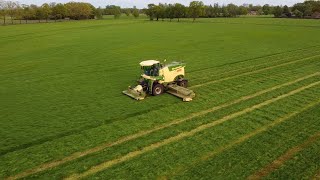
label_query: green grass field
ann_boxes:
[1,17,320,179]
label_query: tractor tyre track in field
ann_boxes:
[247,132,320,180]
[313,170,320,180]
[162,100,320,179]
[3,53,317,158]
[190,54,320,88]
[5,72,320,180]
[65,81,320,180]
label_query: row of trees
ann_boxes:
[1,0,319,25]
[145,1,320,21]
[0,1,101,24]
[104,5,140,18]
[273,1,320,18]
[145,1,249,22]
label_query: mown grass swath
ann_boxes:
[3,49,316,179]
[66,81,320,179]
[0,17,319,179]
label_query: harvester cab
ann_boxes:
[123,60,195,101]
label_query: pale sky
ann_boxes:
[18,0,303,8]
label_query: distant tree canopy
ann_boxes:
[292,1,320,18]
[132,6,139,18]
[189,1,204,21]
[144,0,320,21]
[145,1,255,22]
[1,0,319,26]
[271,1,320,18]
[0,0,101,24]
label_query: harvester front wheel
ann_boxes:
[152,84,164,96]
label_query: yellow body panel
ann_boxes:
[159,66,185,83]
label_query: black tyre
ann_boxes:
[178,80,188,88]
[152,84,164,96]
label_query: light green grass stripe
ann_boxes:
[5,72,319,180]
[163,100,320,179]
[191,54,320,88]
[65,81,320,180]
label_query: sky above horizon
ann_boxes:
[18,0,303,8]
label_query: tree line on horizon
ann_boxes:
[0,0,143,25]
[145,1,320,21]
[0,0,319,25]
[0,1,99,24]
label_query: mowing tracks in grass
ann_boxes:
[247,132,320,180]
[65,81,320,180]
[5,72,320,180]
[162,100,320,178]
[191,54,320,88]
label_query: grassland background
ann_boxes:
[0,17,320,179]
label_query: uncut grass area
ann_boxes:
[0,17,320,179]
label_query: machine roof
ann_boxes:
[140,60,160,66]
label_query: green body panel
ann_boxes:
[167,62,186,71]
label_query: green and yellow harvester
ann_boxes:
[123,60,195,101]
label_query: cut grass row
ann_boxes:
[66,82,320,179]
[8,70,320,179]
[248,132,320,179]
[166,103,320,179]
[165,102,320,179]
[190,45,320,77]
[262,107,320,180]
[1,43,319,157]
[1,57,318,177]
[191,51,320,85]
[75,78,318,178]
[1,47,318,155]
[191,54,320,88]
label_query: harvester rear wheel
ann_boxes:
[152,84,164,96]
[178,80,188,88]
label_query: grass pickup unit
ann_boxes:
[123,60,195,101]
